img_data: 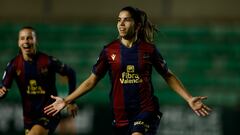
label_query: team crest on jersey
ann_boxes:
[16,69,21,76]
[111,54,116,61]
[120,65,143,84]
[27,80,45,94]
[143,53,151,63]
[41,67,48,75]
[52,57,58,61]
[143,53,150,59]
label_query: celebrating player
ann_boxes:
[44,6,211,135]
[0,26,78,135]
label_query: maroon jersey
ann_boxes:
[92,40,168,127]
[1,52,76,125]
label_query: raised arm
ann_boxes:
[44,73,99,116]
[163,70,211,116]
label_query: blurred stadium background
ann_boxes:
[0,0,239,135]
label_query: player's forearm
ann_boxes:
[64,74,97,104]
[164,71,193,102]
[66,67,77,94]
[64,83,91,104]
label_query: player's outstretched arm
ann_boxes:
[163,70,212,117]
[44,73,99,116]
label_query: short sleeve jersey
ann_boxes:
[92,40,168,127]
[1,52,76,124]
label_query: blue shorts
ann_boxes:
[112,111,162,135]
[24,115,61,135]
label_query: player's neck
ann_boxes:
[121,36,138,48]
[22,53,36,61]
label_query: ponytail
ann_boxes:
[137,9,158,43]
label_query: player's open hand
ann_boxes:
[188,96,212,117]
[0,87,7,97]
[44,95,66,116]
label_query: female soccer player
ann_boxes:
[44,6,211,135]
[0,26,78,135]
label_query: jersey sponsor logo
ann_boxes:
[27,80,45,94]
[120,65,143,84]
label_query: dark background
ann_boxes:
[0,0,239,134]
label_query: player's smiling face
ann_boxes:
[117,10,137,40]
[18,29,37,58]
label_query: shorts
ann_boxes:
[24,115,61,135]
[112,111,162,135]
